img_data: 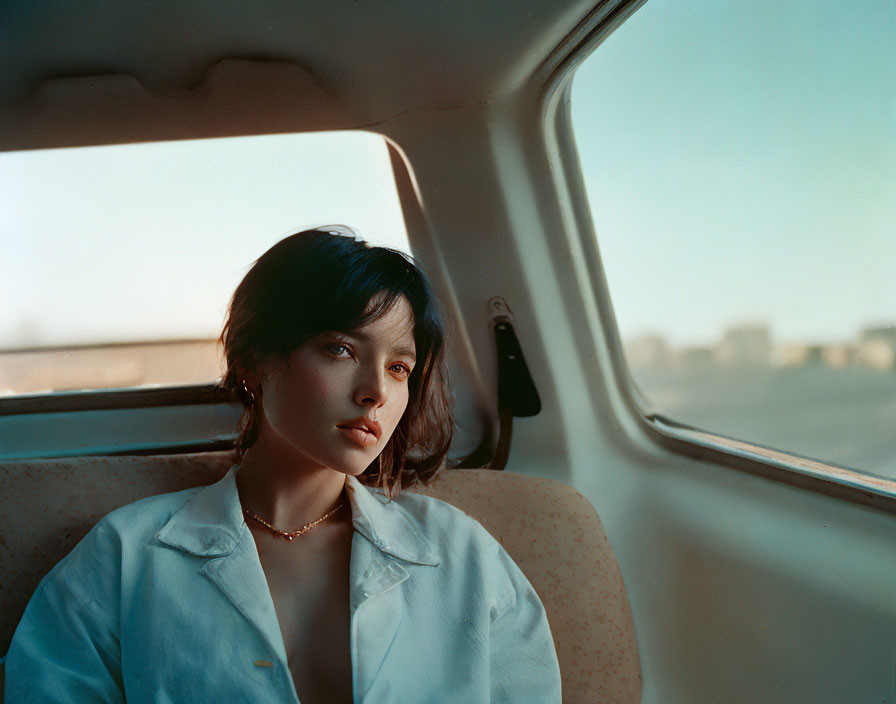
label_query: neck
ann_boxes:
[235,430,350,532]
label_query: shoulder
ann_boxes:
[92,483,205,544]
[384,487,541,620]
[390,487,497,547]
[40,484,205,589]
[377,487,513,591]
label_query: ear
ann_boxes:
[232,358,262,391]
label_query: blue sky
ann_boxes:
[572,0,895,347]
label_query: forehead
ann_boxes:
[355,296,416,349]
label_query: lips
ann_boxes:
[336,417,382,447]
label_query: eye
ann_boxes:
[323,341,354,359]
[389,362,412,378]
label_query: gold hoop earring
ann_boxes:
[240,379,257,406]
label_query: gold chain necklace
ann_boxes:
[242,501,345,541]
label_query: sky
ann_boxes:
[1,0,894,351]
[571,0,896,348]
[0,133,409,348]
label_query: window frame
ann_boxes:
[0,383,223,416]
[539,0,896,514]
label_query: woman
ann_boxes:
[5,228,562,703]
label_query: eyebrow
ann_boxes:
[392,346,417,362]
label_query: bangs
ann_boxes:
[238,230,438,366]
[331,248,420,335]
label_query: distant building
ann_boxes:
[820,343,854,369]
[672,346,714,370]
[714,324,771,367]
[624,335,670,369]
[772,343,819,368]
[857,326,896,371]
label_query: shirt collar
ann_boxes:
[157,465,439,566]
[343,473,439,565]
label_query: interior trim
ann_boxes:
[0,383,231,416]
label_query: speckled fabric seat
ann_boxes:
[0,452,640,703]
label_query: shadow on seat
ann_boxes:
[0,452,640,703]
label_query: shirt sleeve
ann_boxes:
[488,543,563,703]
[4,522,125,704]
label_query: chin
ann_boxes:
[334,455,379,478]
[340,466,370,478]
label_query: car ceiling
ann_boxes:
[1,0,599,150]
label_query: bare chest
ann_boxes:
[252,525,354,704]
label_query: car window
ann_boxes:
[571,0,896,480]
[0,131,410,397]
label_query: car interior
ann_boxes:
[1,1,894,702]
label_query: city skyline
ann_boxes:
[625,320,896,371]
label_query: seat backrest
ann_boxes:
[415,469,641,703]
[0,452,236,657]
[0,452,640,703]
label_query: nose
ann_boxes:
[354,363,388,411]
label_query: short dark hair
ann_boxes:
[218,227,453,495]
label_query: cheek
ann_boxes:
[301,369,335,404]
[296,371,353,423]
[265,364,337,423]
[388,386,411,426]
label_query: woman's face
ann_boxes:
[255,295,417,476]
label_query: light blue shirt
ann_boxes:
[5,467,562,702]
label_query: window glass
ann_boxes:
[0,132,410,396]
[572,0,896,479]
